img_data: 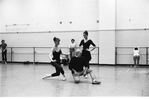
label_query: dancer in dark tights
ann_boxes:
[42,37,66,81]
[79,30,96,69]
[79,30,96,78]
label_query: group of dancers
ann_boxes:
[42,30,101,84]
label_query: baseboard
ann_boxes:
[0,61,149,67]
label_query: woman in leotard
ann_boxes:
[42,37,66,81]
[79,30,96,69]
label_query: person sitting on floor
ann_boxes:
[69,49,101,84]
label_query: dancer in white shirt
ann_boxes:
[133,47,140,67]
[69,39,76,59]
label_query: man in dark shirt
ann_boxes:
[69,49,101,84]
[0,40,7,64]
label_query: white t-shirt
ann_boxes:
[133,48,140,56]
[69,43,76,48]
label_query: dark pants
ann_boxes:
[51,62,65,77]
[2,50,7,62]
[133,56,140,66]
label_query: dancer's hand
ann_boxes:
[72,69,77,74]
[83,69,88,76]
[72,69,79,76]
[85,48,90,52]
[51,60,56,62]
[83,71,87,76]
[3,49,6,52]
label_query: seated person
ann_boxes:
[69,49,101,84]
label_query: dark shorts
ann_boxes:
[133,56,140,61]
[69,48,75,57]
[70,48,75,52]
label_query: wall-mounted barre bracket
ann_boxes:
[5,24,29,27]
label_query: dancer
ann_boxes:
[0,40,7,64]
[42,37,66,81]
[69,49,101,84]
[79,30,96,77]
[69,39,76,59]
[133,47,140,67]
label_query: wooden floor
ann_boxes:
[0,63,149,97]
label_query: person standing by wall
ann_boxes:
[69,39,76,59]
[133,47,140,67]
[0,40,7,64]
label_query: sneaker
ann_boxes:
[84,75,88,79]
[62,77,66,81]
[92,80,101,84]
[42,74,51,79]
[5,61,7,64]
